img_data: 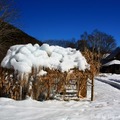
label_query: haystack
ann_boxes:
[0,44,95,101]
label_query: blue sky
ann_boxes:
[16,0,120,46]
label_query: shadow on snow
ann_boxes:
[96,78,120,90]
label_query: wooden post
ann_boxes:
[20,86,22,100]
[77,78,80,98]
[47,79,50,99]
[91,76,94,101]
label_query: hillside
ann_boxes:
[0,22,42,62]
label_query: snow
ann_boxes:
[102,60,120,66]
[37,70,47,76]
[102,53,110,59]
[1,43,90,73]
[1,74,120,120]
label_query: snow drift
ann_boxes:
[1,43,90,73]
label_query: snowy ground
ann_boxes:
[0,74,120,120]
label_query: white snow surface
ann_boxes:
[1,43,90,73]
[37,70,47,76]
[103,60,120,66]
[1,74,120,120]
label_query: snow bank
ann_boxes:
[1,43,90,73]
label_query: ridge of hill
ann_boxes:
[0,22,42,62]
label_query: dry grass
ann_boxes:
[0,49,97,101]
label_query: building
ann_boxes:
[101,47,120,74]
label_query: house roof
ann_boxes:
[105,47,120,60]
[102,60,120,66]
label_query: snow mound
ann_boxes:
[1,43,90,73]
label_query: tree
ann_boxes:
[87,29,116,54]
[66,38,76,48]
[77,32,88,51]
[77,30,116,73]
[44,38,76,48]
[0,0,19,61]
[77,39,88,51]
[99,34,116,53]
[0,0,18,36]
[78,30,116,54]
[0,0,18,22]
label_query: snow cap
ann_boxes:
[1,43,90,73]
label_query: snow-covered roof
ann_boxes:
[1,43,90,73]
[105,47,120,60]
[102,53,110,59]
[102,60,120,66]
